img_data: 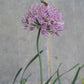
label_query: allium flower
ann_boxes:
[21,3,64,36]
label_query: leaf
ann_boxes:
[58,63,62,70]
[20,79,26,84]
[45,63,62,84]
[25,73,32,82]
[45,70,57,84]
[13,68,22,84]
[57,63,62,84]
[21,50,43,79]
[52,63,79,84]
[57,70,61,84]
[20,74,32,84]
[79,76,84,84]
[72,65,84,84]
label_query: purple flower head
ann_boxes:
[21,16,26,24]
[22,3,65,36]
[41,29,48,36]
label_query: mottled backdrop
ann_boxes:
[0,0,84,84]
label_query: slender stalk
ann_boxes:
[36,28,43,84]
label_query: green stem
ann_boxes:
[36,28,43,84]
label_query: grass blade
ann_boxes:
[21,50,43,79]
[57,63,62,84]
[45,63,62,84]
[57,70,61,84]
[72,65,84,84]
[52,63,79,84]
[20,73,31,84]
[79,76,84,84]
[25,73,32,82]
[13,68,22,84]
[20,79,26,84]
[45,71,57,84]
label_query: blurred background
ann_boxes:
[0,0,84,84]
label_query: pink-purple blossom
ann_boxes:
[21,3,64,36]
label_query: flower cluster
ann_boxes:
[21,4,64,36]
